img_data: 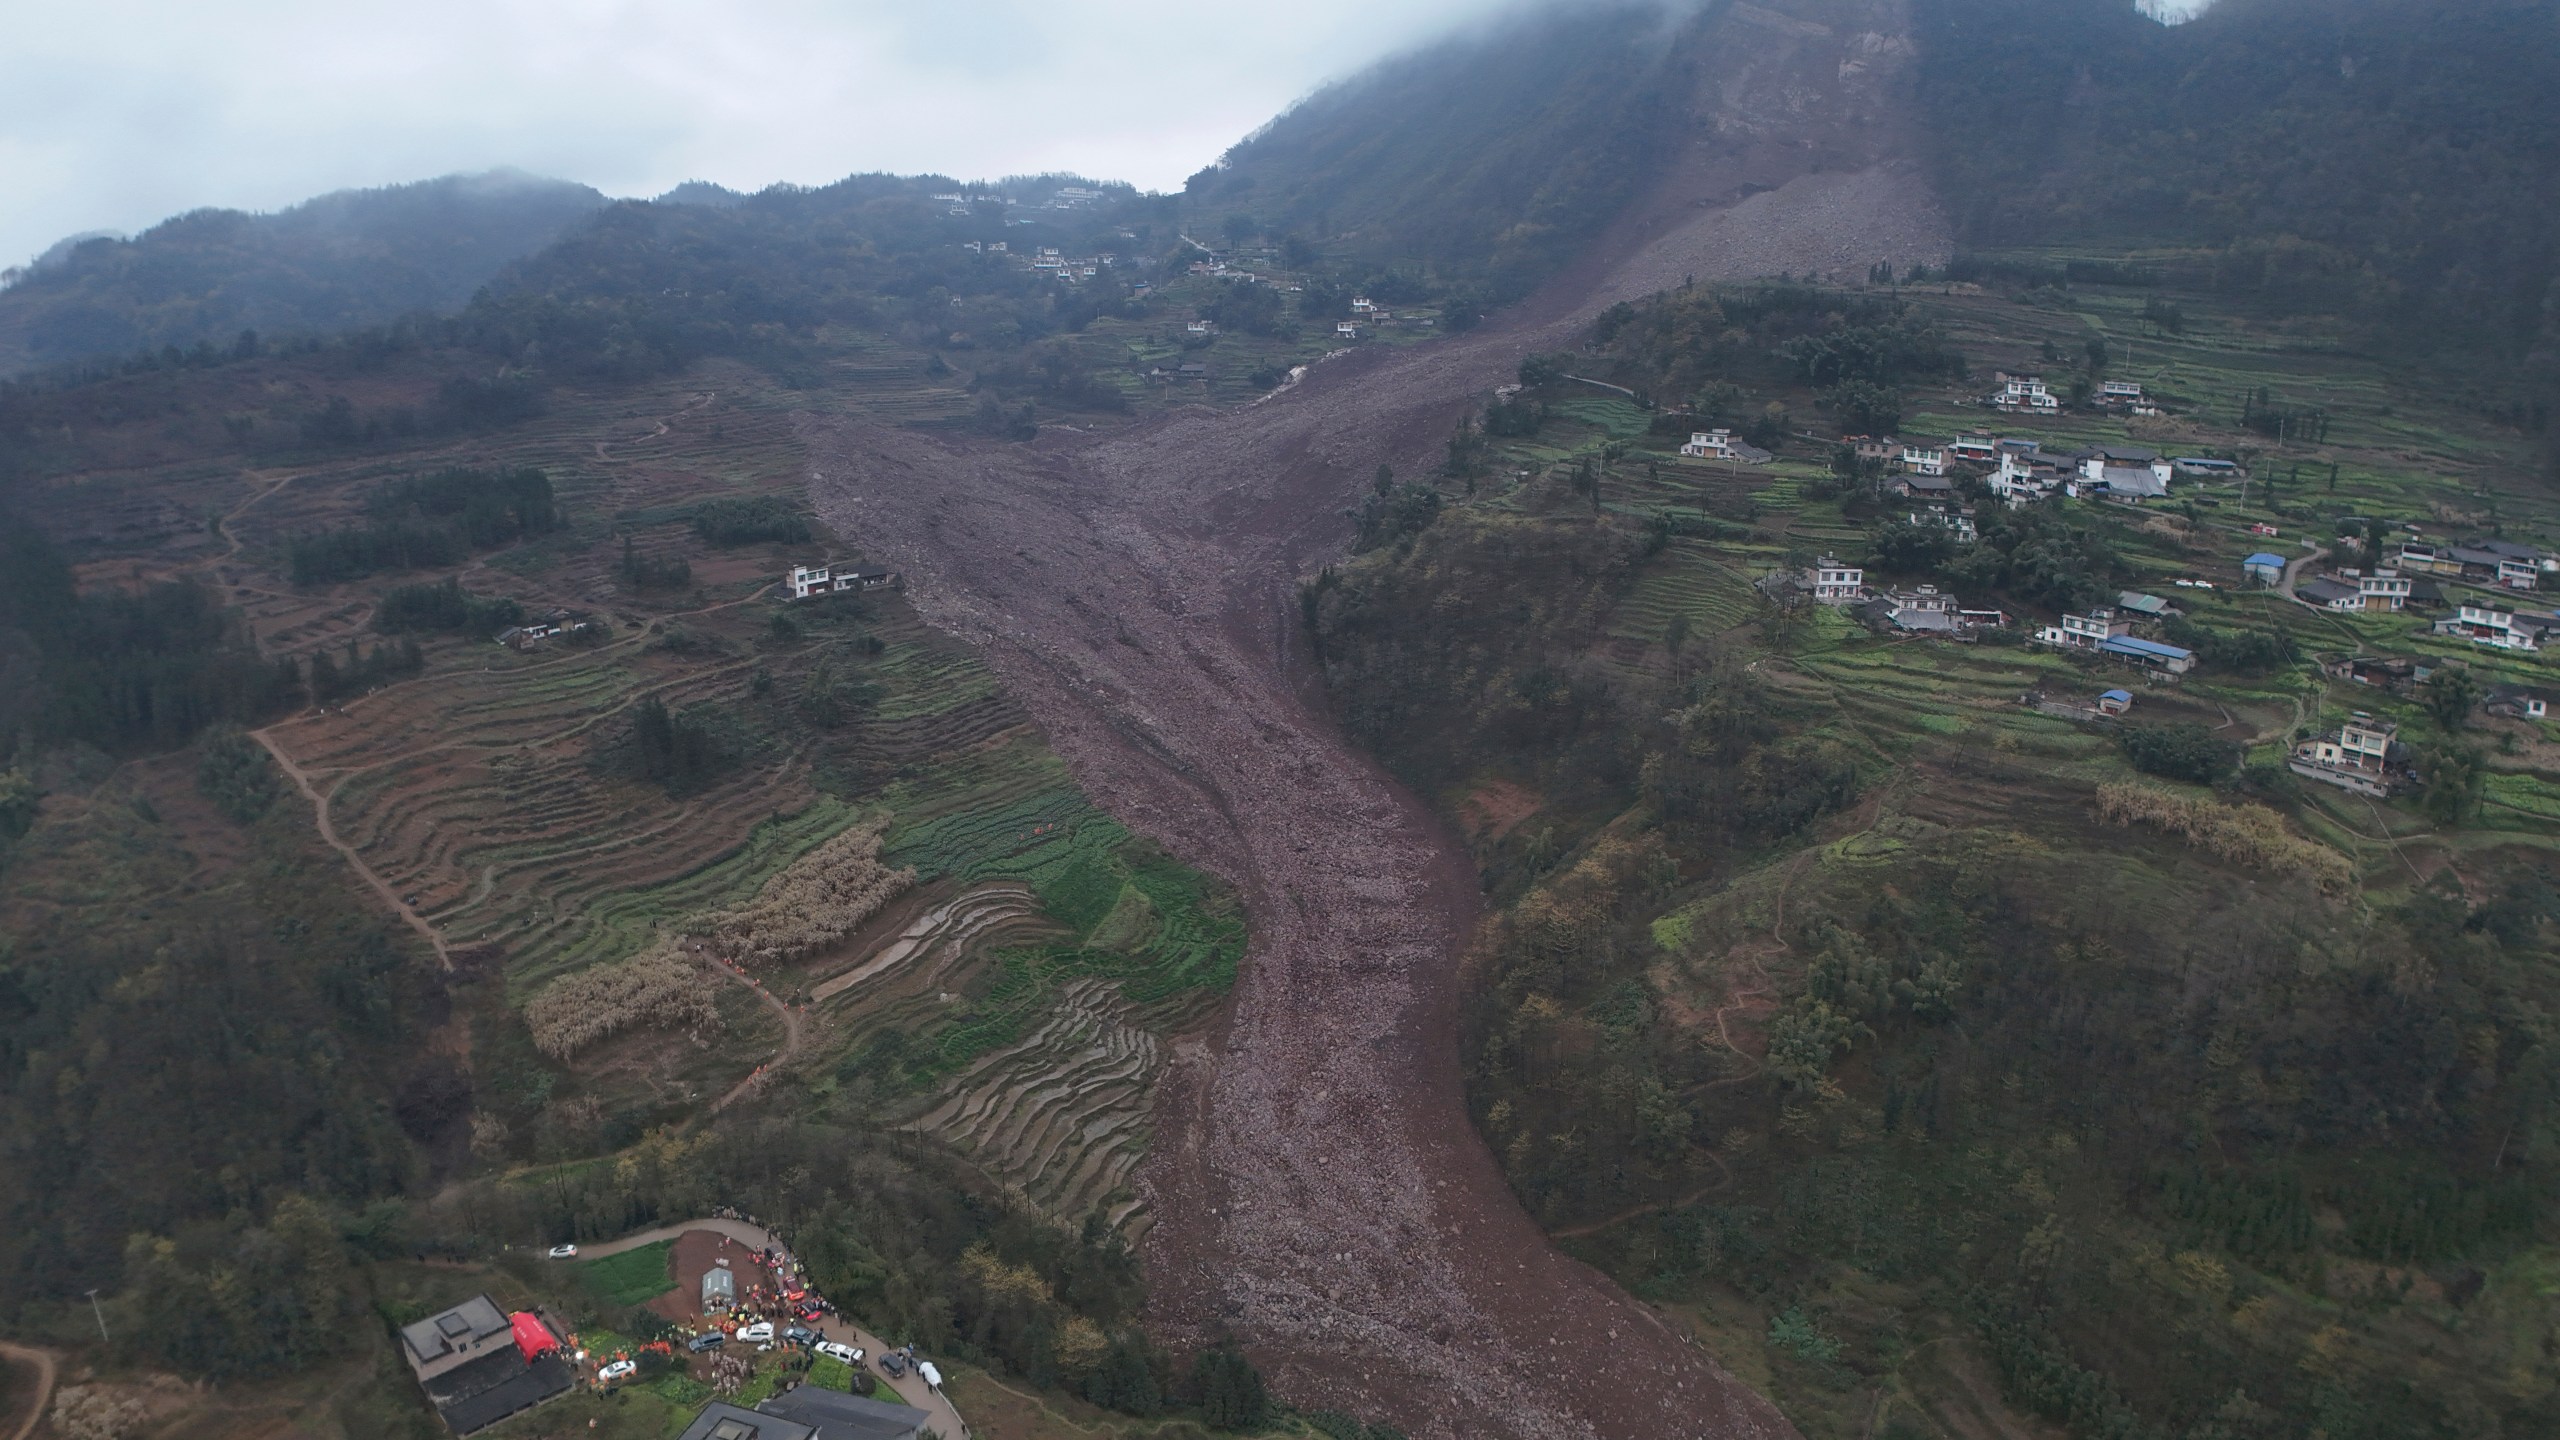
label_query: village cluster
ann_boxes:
[394,1228,943,1439]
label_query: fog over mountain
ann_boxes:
[2,0,1537,270]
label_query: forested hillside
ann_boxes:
[1915,0,2560,428]
[0,170,604,375]
[1187,3,1688,302]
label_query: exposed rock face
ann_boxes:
[807,5,1939,1435]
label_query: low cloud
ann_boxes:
[1,0,1522,265]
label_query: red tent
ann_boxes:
[509,1312,561,1364]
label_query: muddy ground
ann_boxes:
[804,11,1949,1436]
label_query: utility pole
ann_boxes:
[84,1287,109,1344]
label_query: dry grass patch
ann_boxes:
[526,947,724,1060]
[684,813,916,967]
[2095,783,2355,894]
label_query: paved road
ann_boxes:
[577,1219,970,1438]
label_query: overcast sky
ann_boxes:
[0,0,1528,266]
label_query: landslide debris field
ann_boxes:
[802,148,1939,1435]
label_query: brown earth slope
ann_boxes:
[804,7,1944,1436]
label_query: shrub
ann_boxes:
[195,727,279,824]
[2115,722,2236,784]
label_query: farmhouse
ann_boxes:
[1888,473,1957,500]
[1680,428,1773,463]
[2290,713,2401,798]
[1335,321,1361,338]
[787,565,901,600]
[2114,591,2178,621]
[1990,372,2059,414]
[676,1388,933,1440]
[2297,577,2364,612]
[399,1296,574,1436]
[2095,635,2196,676]
[2075,445,2172,500]
[2099,380,2144,407]
[2400,539,2549,590]
[2174,456,2242,479]
[2035,608,2131,652]
[1906,501,1977,543]
[2326,655,2425,692]
[2351,569,2412,610]
[1989,450,2073,505]
[2482,684,2555,722]
[1948,434,2000,465]
[1186,320,1216,336]
[1810,556,1866,606]
[2433,601,2558,651]
[1900,444,1948,477]
[1846,434,1900,465]
[2243,552,2287,587]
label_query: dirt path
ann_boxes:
[0,1341,58,1440]
[706,960,804,1112]
[251,727,454,967]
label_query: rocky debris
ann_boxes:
[791,13,1954,1428]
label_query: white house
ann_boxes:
[1990,451,2073,506]
[787,565,899,600]
[1901,444,1948,477]
[2356,569,2412,610]
[2077,445,2173,500]
[1811,557,1866,605]
[2291,713,2399,797]
[1335,321,1362,338]
[2038,609,2132,651]
[1187,320,1217,336]
[2101,380,2144,405]
[1991,373,2059,414]
[1351,296,1377,314]
[1948,434,2000,465]
[1681,429,1773,464]
[2434,602,2551,651]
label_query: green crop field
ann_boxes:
[578,1241,675,1307]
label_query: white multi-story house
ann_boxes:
[1681,429,1774,464]
[2435,601,2551,651]
[1991,373,2059,414]
[2292,713,2399,797]
[1901,444,1948,477]
[1811,557,1866,605]
[1990,451,2074,506]
[787,565,899,600]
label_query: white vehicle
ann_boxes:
[545,1244,579,1259]
[597,1359,637,1383]
[815,1341,864,1365]
[737,1322,775,1343]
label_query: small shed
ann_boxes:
[703,1262,737,1312]
[2244,552,2287,587]
[2097,689,2134,716]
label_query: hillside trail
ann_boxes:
[706,957,805,1112]
[0,1340,58,1440]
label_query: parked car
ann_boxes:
[783,1325,820,1348]
[545,1244,578,1259]
[815,1341,864,1365]
[738,1322,775,1343]
[597,1359,637,1383]
[878,1352,907,1379]
[795,1302,829,1322]
[687,1332,725,1353]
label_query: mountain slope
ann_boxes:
[1193,0,1943,301]
[0,170,606,375]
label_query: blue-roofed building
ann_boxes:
[2244,552,2286,586]
[2098,635,2195,675]
[2098,690,2135,715]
